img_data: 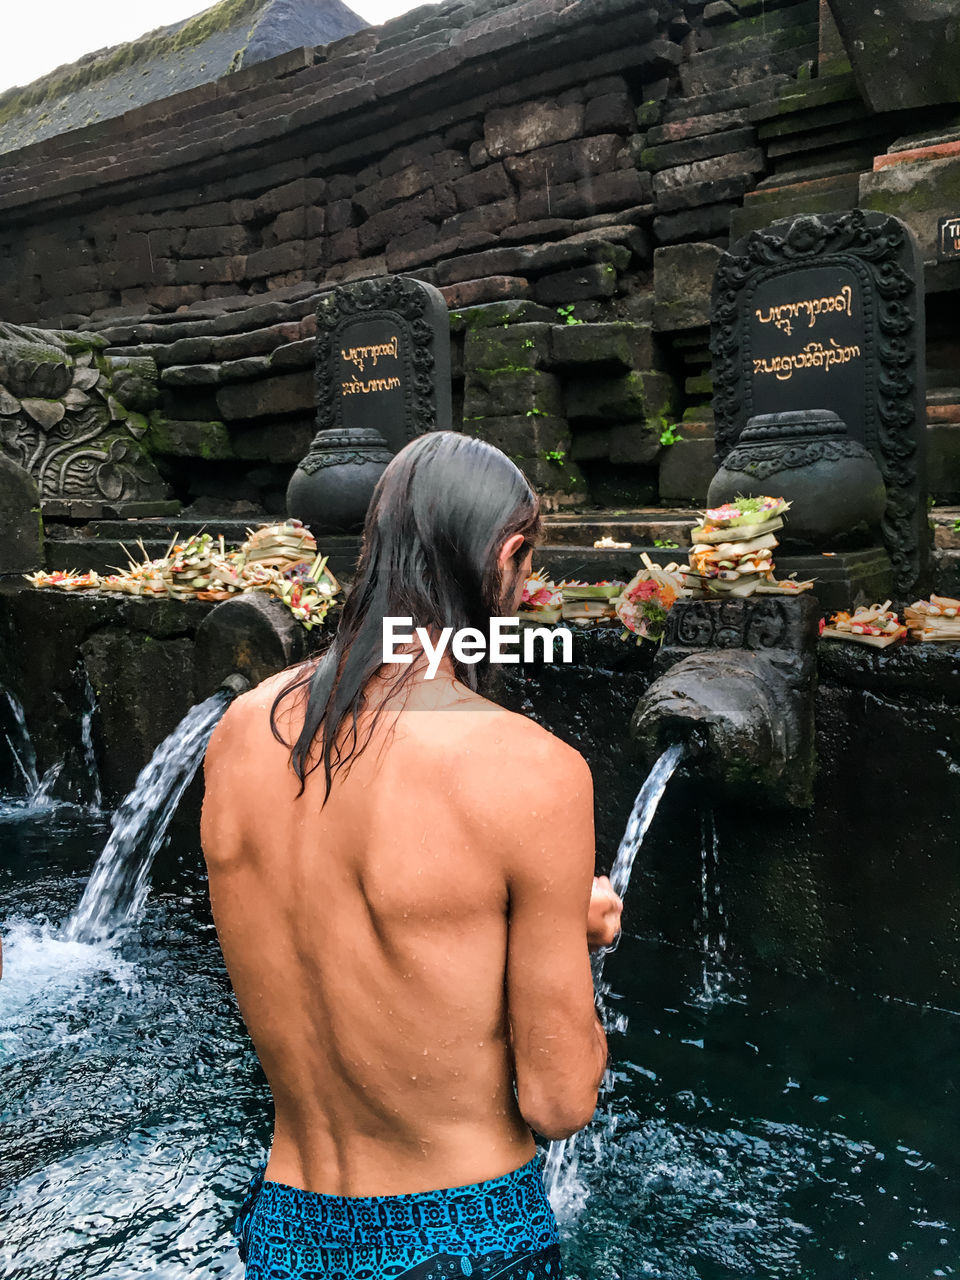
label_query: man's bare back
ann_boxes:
[202,660,614,1198]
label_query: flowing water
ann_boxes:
[3,689,39,794]
[545,743,687,1205]
[66,691,231,945]
[2,689,70,814]
[79,676,103,811]
[2,805,957,1279]
[690,807,739,1011]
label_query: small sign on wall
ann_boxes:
[937,215,960,261]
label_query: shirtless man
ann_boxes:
[201,431,623,1280]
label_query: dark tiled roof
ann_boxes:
[0,0,367,156]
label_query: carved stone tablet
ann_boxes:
[711,210,927,594]
[314,276,452,454]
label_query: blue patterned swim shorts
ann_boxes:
[234,1155,564,1280]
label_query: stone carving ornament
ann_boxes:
[711,210,926,594]
[668,597,794,653]
[0,322,168,504]
[633,597,821,809]
[313,276,452,450]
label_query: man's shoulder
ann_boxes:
[426,696,591,795]
[206,666,304,757]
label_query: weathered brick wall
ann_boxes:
[0,0,820,324]
[0,0,957,512]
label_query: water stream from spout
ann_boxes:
[66,691,232,945]
[4,689,40,794]
[2,688,68,812]
[544,742,686,1206]
[691,805,738,1009]
[80,675,103,811]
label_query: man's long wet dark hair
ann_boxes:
[270,431,542,801]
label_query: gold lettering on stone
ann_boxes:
[754,285,854,336]
[340,336,400,373]
[752,338,862,382]
[342,375,402,396]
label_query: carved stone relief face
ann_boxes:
[0,323,169,504]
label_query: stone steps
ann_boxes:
[542,506,699,546]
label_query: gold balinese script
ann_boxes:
[753,339,861,382]
[341,336,400,373]
[342,375,401,396]
[755,285,853,336]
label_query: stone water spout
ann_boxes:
[631,596,821,809]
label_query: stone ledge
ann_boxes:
[818,635,960,702]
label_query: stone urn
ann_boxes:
[286,427,394,535]
[707,410,886,547]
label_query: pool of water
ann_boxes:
[1,800,958,1279]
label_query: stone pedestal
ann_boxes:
[712,209,928,596]
[775,547,894,612]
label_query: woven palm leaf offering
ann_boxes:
[23,569,101,592]
[240,519,317,570]
[904,595,960,642]
[99,539,168,596]
[157,532,241,601]
[820,601,907,648]
[686,497,814,598]
[241,554,340,631]
[560,579,625,623]
[22,521,339,631]
[517,569,563,625]
[614,554,684,645]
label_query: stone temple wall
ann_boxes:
[0,0,958,516]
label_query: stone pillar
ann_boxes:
[0,455,43,575]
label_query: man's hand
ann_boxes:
[587,876,623,950]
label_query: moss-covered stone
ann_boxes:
[860,154,960,262]
[463,368,564,420]
[447,301,556,333]
[464,324,552,371]
[146,413,235,460]
[466,415,570,457]
[928,423,960,502]
[551,322,659,371]
[566,371,677,426]
[514,455,586,498]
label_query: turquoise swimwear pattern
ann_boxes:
[235,1156,563,1280]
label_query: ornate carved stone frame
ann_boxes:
[711,211,927,594]
[314,277,451,448]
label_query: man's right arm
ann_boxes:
[501,736,608,1141]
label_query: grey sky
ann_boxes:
[0,0,432,94]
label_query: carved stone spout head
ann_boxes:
[631,597,821,809]
[632,650,808,807]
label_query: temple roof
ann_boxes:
[0,0,368,156]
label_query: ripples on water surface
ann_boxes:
[1,802,958,1279]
